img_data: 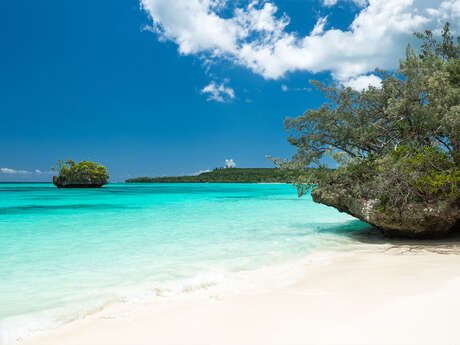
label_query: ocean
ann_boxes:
[0,183,371,343]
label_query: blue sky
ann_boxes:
[1,0,458,182]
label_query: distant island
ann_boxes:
[126,168,302,183]
[52,159,109,188]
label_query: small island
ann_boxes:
[52,159,109,188]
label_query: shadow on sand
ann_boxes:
[321,220,460,255]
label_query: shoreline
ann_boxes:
[23,240,460,345]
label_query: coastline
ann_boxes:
[23,240,460,345]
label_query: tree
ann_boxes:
[52,159,109,187]
[272,23,459,210]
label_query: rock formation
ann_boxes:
[53,175,106,188]
[311,188,459,238]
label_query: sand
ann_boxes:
[24,240,460,345]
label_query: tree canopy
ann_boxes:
[52,159,109,187]
[273,23,459,210]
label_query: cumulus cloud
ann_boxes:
[343,74,382,90]
[281,84,289,92]
[141,0,460,84]
[201,81,235,102]
[1,168,30,174]
[225,159,236,168]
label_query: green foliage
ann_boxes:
[394,147,459,199]
[275,22,460,209]
[53,160,109,186]
[368,147,459,209]
[126,168,302,183]
[447,59,460,87]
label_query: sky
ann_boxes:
[1,0,459,182]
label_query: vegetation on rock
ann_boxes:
[272,23,459,237]
[52,159,109,188]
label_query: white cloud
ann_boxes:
[191,169,211,176]
[225,159,236,168]
[323,0,338,7]
[141,0,460,84]
[324,0,369,7]
[0,168,54,175]
[311,16,328,36]
[281,84,312,92]
[343,74,382,90]
[426,0,460,24]
[1,168,30,174]
[201,81,235,102]
[34,169,53,175]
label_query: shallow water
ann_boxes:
[0,183,370,343]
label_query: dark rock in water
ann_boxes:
[54,183,104,188]
[311,188,459,238]
[53,176,106,188]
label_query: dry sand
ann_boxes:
[25,240,460,345]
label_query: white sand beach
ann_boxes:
[25,240,460,345]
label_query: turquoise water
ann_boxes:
[0,183,369,342]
